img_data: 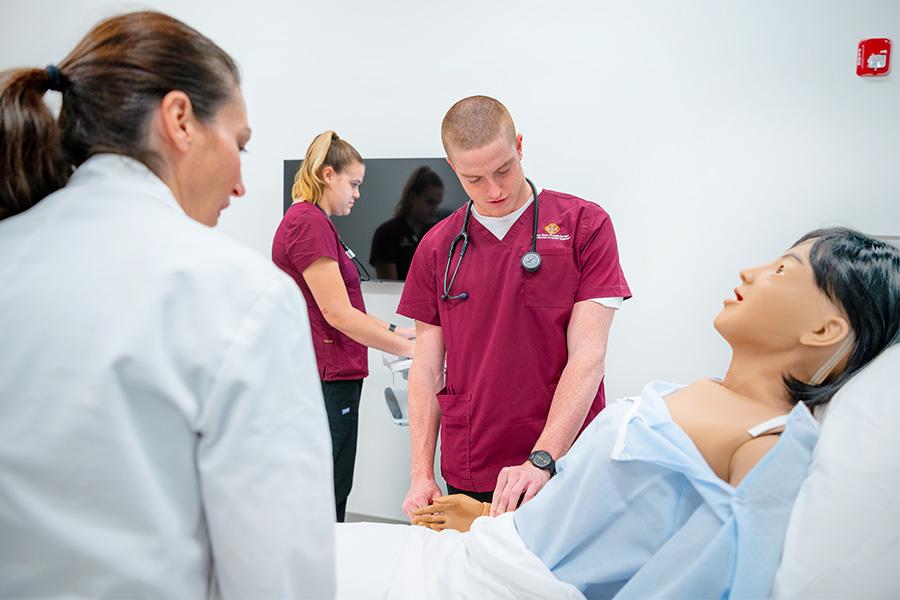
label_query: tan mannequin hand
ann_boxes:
[490,461,551,516]
[401,478,442,519]
[411,494,490,532]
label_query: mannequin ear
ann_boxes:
[321,165,335,184]
[157,91,196,153]
[799,315,851,348]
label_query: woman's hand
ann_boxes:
[395,326,416,340]
[411,494,490,532]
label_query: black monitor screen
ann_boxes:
[283,157,468,281]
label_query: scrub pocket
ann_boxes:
[523,248,578,308]
[436,390,473,487]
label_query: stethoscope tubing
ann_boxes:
[441,178,541,301]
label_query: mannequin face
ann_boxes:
[320,161,364,217]
[714,241,849,359]
[447,134,528,217]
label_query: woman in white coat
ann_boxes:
[0,11,335,599]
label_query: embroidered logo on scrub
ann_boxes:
[538,222,571,241]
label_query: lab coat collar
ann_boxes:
[67,153,187,217]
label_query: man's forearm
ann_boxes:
[533,302,615,460]
[407,361,444,479]
[531,354,605,459]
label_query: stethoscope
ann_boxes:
[339,239,371,282]
[442,178,541,301]
[315,204,371,282]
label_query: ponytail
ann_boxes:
[1,11,240,222]
[291,130,363,205]
[0,68,71,219]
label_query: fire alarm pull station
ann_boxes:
[857,38,891,76]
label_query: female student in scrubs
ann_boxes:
[273,131,415,521]
[334,227,900,600]
[0,11,334,598]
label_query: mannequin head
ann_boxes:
[715,228,899,406]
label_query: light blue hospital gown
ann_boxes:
[514,381,819,599]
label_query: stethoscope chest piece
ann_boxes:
[521,250,541,272]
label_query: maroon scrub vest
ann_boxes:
[399,189,631,491]
[272,201,368,381]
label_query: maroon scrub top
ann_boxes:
[398,189,631,492]
[272,201,368,381]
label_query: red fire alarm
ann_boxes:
[857,38,891,76]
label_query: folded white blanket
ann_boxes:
[335,512,585,600]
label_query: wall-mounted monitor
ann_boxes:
[283,158,468,281]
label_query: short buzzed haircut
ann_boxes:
[441,95,517,156]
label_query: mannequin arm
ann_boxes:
[411,494,490,532]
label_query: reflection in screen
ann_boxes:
[283,157,469,281]
[369,166,445,280]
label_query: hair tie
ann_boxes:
[45,65,66,92]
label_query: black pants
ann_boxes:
[446,484,494,504]
[321,379,363,522]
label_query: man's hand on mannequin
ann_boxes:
[490,461,551,516]
[401,478,442,519]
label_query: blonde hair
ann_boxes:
[440,95,516,157]
[291,130,363,204]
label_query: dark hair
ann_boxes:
[395,166,444,219]
[784,227,900,407]
[0,11,240,220]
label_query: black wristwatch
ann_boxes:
[388,323,397,332]
[528,450,556,477]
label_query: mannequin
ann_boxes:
[414,231,876,531]
[335,227,899,600]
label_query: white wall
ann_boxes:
[3,1,898,521]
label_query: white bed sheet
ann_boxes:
[335,512,584,600]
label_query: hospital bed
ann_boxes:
[346,345,899,599]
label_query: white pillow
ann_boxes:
[773,344,900,599]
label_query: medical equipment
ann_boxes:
[382,351,412,426]
[441,178,542,301]
[339,239,371,282]
[315,203,372,281]
[384,387,409,426]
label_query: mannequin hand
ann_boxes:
[411,494,490,532]
[395,326,416,340]
[401,478,442,519]
[490,461,551,516]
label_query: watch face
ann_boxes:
[530,451,551,468]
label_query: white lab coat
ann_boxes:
[0,154,336,598]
